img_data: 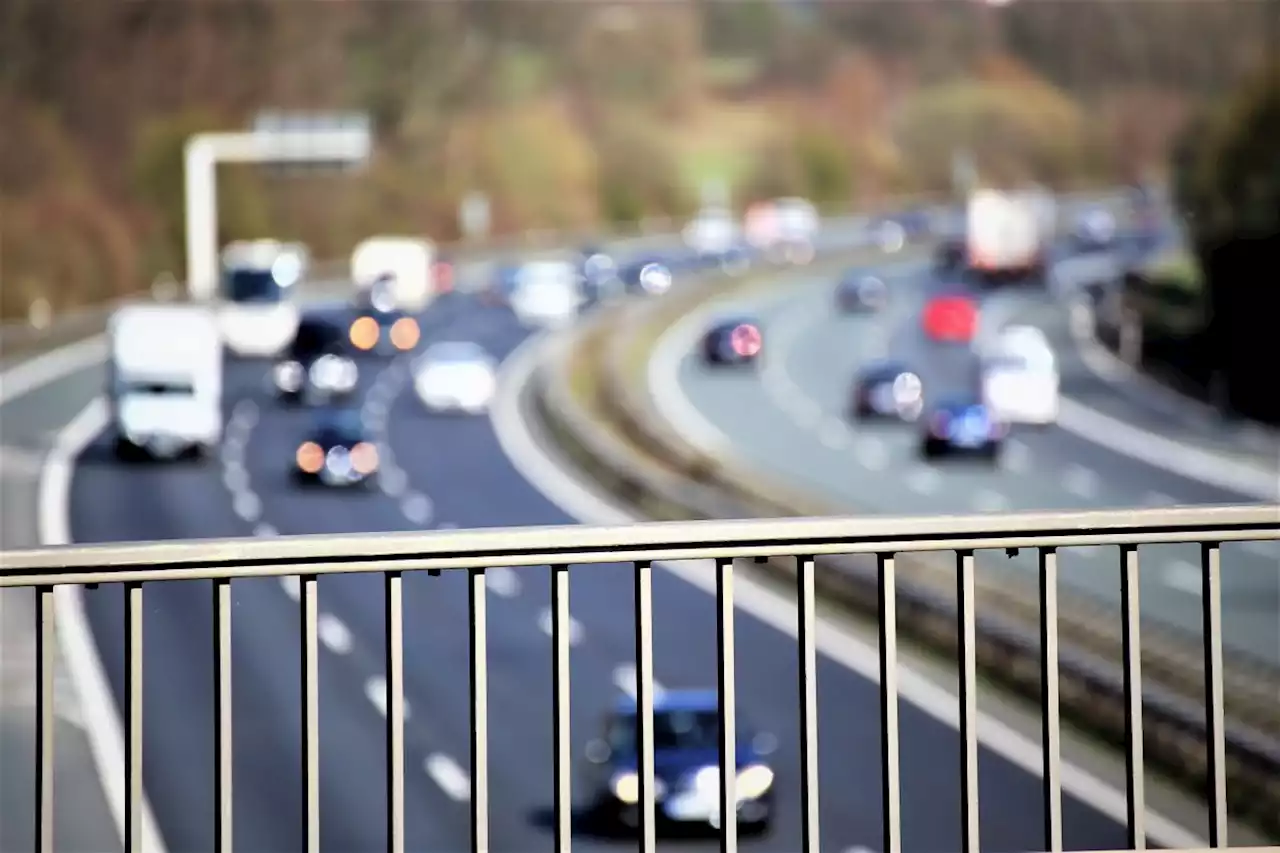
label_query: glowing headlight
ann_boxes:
[611,772,639,804]
[737,764,774,799]
[639,264,672,295]
[311,355,358,392]
[274,360,303,392]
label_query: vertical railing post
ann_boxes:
[125,582,144,853]
[956,550,980,853]
[550,564,572,853]
[34,586,55,853]
[715,557,737,853]
[1120,545,1146,849]
[468,569,489,853]
[796,556,821,853]
[878,554,901,853]
[385,571,405,853]
[633,561,656,853]
[1039,548,1063,853]
[1200,543,1227,847]
[213,579,233,853]
[301,575,320,853]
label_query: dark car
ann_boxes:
[349,277,421,356]
[920,395,1007,461]
[835,272,888,313]
[620,257,678,296]
[935,237,967,274]
[292,406,379,487]
[850,361,923,421]
[272,315,358,404]
[701,315,763,366]
[581,690,776,836]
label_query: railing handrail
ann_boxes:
[3,504,1276,578]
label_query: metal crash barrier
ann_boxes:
[2,505,1277,853]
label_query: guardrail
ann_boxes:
[1,506,1275,853]
[531,203,1280,834]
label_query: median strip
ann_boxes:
[531,242,1280,837]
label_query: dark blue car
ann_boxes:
[701,315,763,366]
[292,405,379,488]
[349,277,420,356]
[581,690,776,835]
[920,395,1007,462]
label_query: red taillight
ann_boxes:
[730,324,761,357]
[435,262,454,294]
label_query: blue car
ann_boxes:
[292,405,379,488]
[921,396,1007,461]
[581,690,777,835]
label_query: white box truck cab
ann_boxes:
[965,190,1049,286]
[351,237,435,314]
[218,239,305,358]
[107,305,223,460]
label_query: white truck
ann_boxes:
[107,305,223,460]
[350,236,436,313]
[965,189,1049,286]
[509,260,583,329]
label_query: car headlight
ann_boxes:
[274,361,303,392]
[610,772,667,804]
[737,764,774,799]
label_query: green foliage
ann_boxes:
[894,79,1090,190]
[594,112,693,225]
[131,109,273,277]
[1173,63,1280,245]
[794,126,853,211]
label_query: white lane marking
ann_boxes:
[425,754,471,802]
[612,664,665,701]
[364,675,412,720]
[537,607,583,645]
[379,465,408,498]
[254,522,278,537]
[1143,491,1176,507]
[37,398,169,853]
[1002,439,1030,474]
[1163,560,1203,596]
[906,466,939,495]
[485,567,521,597]
[1062,463,1100,500]
[232,490,262,523]
[0,335,107,406]
[317,613,353,654]
[843,847,878,853]
[221,462,249,493]
[790,399,821,429]
[972,490,1009,512]
[492,266,1208,852]
[401,492,433,526]
[817,419,849,450]
[280,575,301,601]
[853,436,887,471]
[230,399,259,429]
[1242,539,1277,558]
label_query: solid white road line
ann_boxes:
[37,397,168,853]
[401,492,433,526]
[424,754,471,802]
[0,335,107,405]
[489,331,1206,850]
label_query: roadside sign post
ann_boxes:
[459,192,491,242]
[183,112,371,301]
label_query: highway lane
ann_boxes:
[664,258,1280,670]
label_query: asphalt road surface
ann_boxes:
[661,244,1280,671]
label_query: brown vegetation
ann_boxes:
[0,0,1270,319]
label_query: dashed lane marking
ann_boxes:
[232,491,262,523]
[537,607,583,645]
[280,576,301,601]
[613,664,665,701]
[1063,464,1100,500]
[317,613,353,654]
[1003,439,1030,474]
[906,467,939,495]
[254,522,278,537]
[972,489,1009,512]
[379,466,408,498]
[425,754,471,802]
[817,419,850,450]
[485,567,520,597]
[222,463,249,493]
[1163,560,1203,596]
[364,676,412,721]
[401,492,433,526]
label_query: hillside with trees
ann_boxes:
[1,0,1273,321]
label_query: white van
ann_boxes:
[218,240,304,357]
[981,327,1059,426]
[510,261,582,329]
[107,305,223,459]
[351,237,435,313]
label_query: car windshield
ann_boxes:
[115,378,196,396]
[223,268,284,303]
[607,709,730,754]
[425,343,487,364]
[313,408,364,442]
[290,322,341,359]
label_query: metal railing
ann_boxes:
[3,504,1274,853]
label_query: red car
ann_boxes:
[923,295,978,343]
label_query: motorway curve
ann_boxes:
[56,225,1237,853]
[659,244,1280,669]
